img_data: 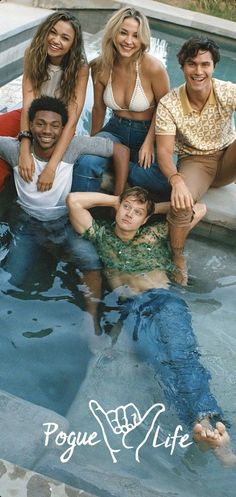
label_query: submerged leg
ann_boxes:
[82,270,103,335]
[120,288,236,465]
[120,289,223,427]
[171,203,207,285]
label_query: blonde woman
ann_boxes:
[72,7,170,198]
[0,11,88,192]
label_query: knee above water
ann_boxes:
[73,154,109,177]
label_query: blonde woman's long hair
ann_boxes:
[24,11,86,105]
[94,7,150,76]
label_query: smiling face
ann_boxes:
[115,196,148,239]
[46,20,75,65]
[114,17,141,59]
[182,50,215,94]
[30,110,63,158]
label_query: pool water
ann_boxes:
[149,20,236,87]
[0,20,236,497]
[1,234,236,497]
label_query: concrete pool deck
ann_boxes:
[0,2,54,86]
[0,458,96,497]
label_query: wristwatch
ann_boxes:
[18,130,33,141]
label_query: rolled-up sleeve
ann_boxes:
[0,137,19,168]
[68,136,113,162]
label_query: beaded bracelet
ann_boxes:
[18,130,33,142]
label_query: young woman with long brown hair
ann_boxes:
[0,11,88,192]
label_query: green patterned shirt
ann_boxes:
[83,219,173,274]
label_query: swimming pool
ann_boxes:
[0,18,236,497]
[149,19,236,87]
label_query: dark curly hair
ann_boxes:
[177,37,220,67]
[28,95,68,126]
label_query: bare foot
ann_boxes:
[193,419,236,467]
[172,249,188,286]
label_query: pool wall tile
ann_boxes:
[0,389,69,469]
[192,184,236,245]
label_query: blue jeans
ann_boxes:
[3,208,101,287]
[72,114,171,199]
[113,288,223,428]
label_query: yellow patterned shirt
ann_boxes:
[155,78,236,156]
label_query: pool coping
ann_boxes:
[4,0,235,39]
[118,0,236,39]
[30,0,236,39]
[0,2,54,42]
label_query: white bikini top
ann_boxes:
[103,61,155,112]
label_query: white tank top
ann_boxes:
[40,63,63,98]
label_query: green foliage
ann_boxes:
[155,0,236,22]
[189,0,236,21]
[197,0,218,8]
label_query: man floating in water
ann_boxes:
[67,186,236,467]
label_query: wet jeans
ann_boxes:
[115,288,223,428]
[3,208,101,287]
[71,114,170,199]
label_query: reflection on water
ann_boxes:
[1,209,236,496]
[0,22,236,497]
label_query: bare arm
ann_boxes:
[67,192,119,234]
[90,64,107,136]
[112,143,130,196]
[37,63,89,191]
[139,57,170,168]
[156,134,177,179]
[19,69,37,182]
[156,134,193,210]
[90,65,129,194]
[138,111,156,169]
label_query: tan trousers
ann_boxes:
[167,139,236,226]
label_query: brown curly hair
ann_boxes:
[120,187,155,217]
[24,11,87,105]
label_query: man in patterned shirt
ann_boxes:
[155,37,236,282]
[67,187,235,466]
